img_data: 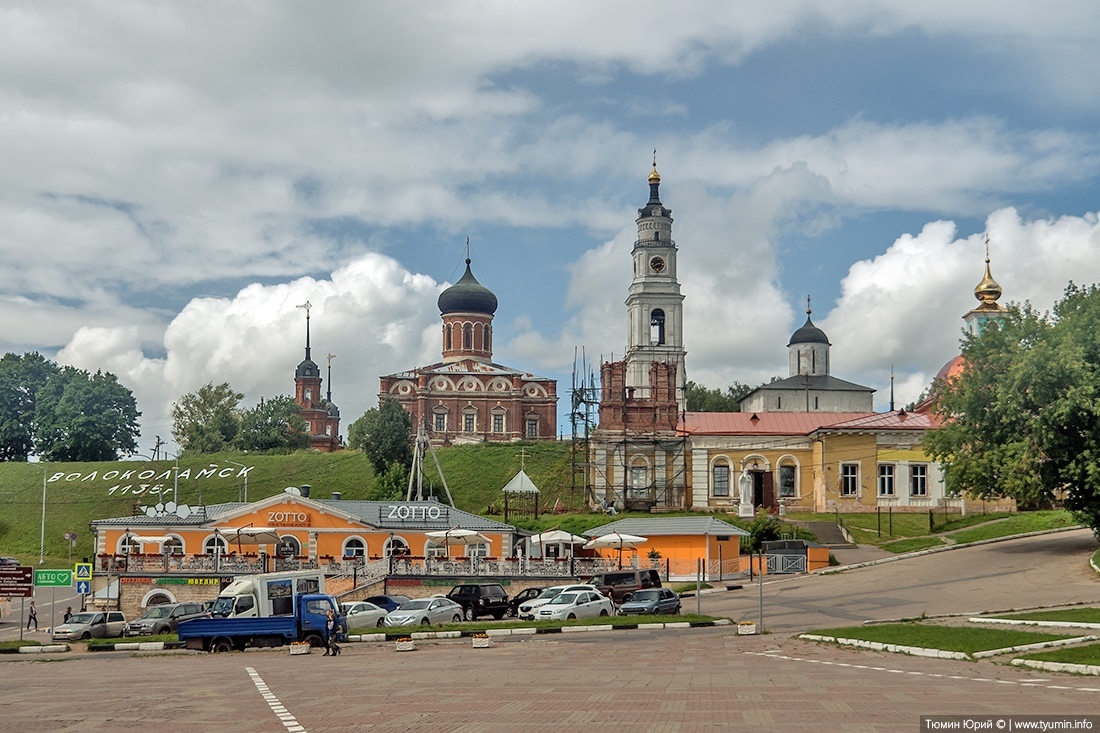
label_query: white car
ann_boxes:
[536,590,614,621]
[384,596,464,627]
[344,601,388,629]
[517,584,601,620]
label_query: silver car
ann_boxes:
[383,596,464,627]
[344,601,389,629]
[52,611,127,641]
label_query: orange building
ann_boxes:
[583,516,748,579]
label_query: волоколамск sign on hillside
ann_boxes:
[43,464,254,496]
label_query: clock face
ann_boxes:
[649,256,666,273]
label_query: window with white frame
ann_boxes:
[713,463,730,497]
[163,537,184,555]
[466,542,489,558]
[204,536,227,555]
[342,538,366,558]
[492,413,504,433]
[463,413,475,432]
[878,464,895,496]
[840,463,859,496]
[910,464,928,496]
[779,463,797,497]
[433,412,447,432]
[425,541,448,558]
[525,418,538,438]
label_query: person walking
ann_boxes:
[26,600,38,631]
[323,607,341,656]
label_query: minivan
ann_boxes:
[583,569,662,603]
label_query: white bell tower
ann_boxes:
[624,159,687,411]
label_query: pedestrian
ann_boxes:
[63,606,73,623]
[323,607,341,656]
[26,600,38,630]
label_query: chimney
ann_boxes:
[331,491,342,501]
[300,484,311,499]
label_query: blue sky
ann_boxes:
[2,1,1099,455]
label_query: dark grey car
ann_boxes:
[124,602,208,636]
[616,588,681,615]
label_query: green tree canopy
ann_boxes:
[348,398,413,474]
[34,366,141,461]
[235,395,310,453]
[172,382,243,454]
[925,283,1100,532]
[0,352,60,461]
[684,380,756,411]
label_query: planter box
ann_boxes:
[472,637,492,648]
[737,621,757,635]
[395,640,416,652]
[289,643,311,655]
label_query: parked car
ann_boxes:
[363,594,411,613]
[124,602,208,636]
[584,569,662,603]
[616,588,681,616]
[0,556,20,567]
[536,590,613,621]
[446,583,509,621]
[506,587,543,617]
[517,584,600,620]
[383,596,464,627]
[52,611,127,641]
[344,601,388,628]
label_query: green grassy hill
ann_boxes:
[0,442,581,564]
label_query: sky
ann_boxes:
[3,1,1099,456]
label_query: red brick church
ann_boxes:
[379,257,558,444]
[293,301,341,452]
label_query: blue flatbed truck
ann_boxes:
[178,593,346,653]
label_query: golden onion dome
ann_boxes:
[648,166,661,184]
[974,239,1003,310]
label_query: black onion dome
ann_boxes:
[437,259,498,315]
[295,358,320,378]
[788,315,830,346]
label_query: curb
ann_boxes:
[88,641,187,652]
[970,617,1100,631]
[346,618,730,643]
[1012,658,1100,676]
[971,635,1098,659]
[797,633,968,660]
[819,525,1086,575]
[0,644,70,655]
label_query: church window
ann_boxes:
[434,413,447,432]
[712,463,730,497]
[445,325,452,350]
[475,323,483,350]
[814,396,819,409]
[779,463,797,497]
[304,388,312,401]
[776,396,782,409]
[485,328,491,352]
[878,464,895,496]
[650,309,665,345]
[463,324,472,349]
[464,414,475,432]
[493,414,504,433]
[525,418,538,438]
[910,464,928,496]
[629,463,649,499]
[840,463,859,496]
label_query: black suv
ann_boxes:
[446,583,510,620]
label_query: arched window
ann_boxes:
[463,323,473,349]
[778,457,799,498]
[445,324,452,350]
[485,327,491,352]
[650,309,665,345]
[342,537,366,558]
[204,535,227,555]
[304,388,312,401]
[384,536,409,558]
[162,536,184,556]
[712,460,730,497]
[465,542,489,559]
[475,323,483,351]
[119,534,140,555]
[277,535,301,558]
[425,540,448,558]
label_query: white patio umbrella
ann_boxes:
[230,527,283,553]
[583,531,647,568]
[530,529,588,559]
[425,528,491,555]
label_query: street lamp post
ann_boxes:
[224,460,248,503]
[37,463,47,565]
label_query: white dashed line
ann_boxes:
[744,652,1100,695]
[246,667,309,733]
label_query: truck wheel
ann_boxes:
[211,638,233,654]
[463,607,474,621]
[304,633,324,648]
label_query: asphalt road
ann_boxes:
[700,528,1100,633]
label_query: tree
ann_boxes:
[172,382,243,454]
[34,367,141,461]
[684,380,756,411]
[235,396,310,453]
[0,352,60,461]
[348,398,413,474]
[369,462,409,501]
[925,283,1100,531]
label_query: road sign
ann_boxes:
[75,580,90,594]
[0,566,34,598]
[74,562,92,580]
[34,569,73,587]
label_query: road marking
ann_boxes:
[745,652,1100,695]
[246,667,308,732]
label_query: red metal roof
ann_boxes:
[680,410,938,436]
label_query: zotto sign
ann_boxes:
[267,511,311,527]
[35,569,73,587]
[383,504,450,522]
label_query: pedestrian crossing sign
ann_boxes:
[74,563,92,580]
